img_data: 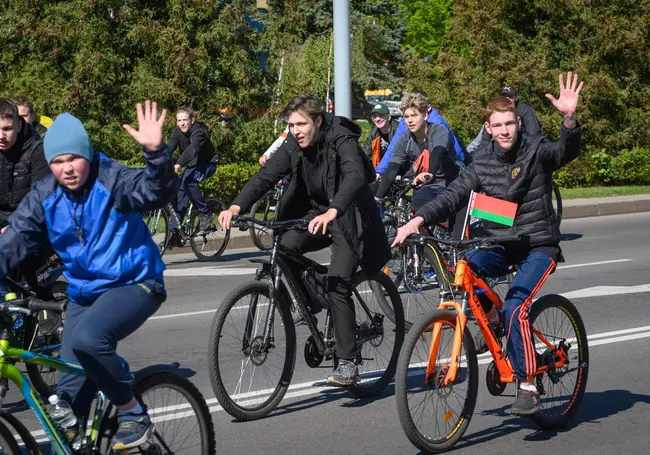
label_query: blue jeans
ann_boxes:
[171,163,217,229]
[467,249,556,381]
[57,279,166,419]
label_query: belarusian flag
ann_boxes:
[469,191,518,227]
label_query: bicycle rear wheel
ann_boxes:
[208,281,296,420]
[349,271,405,398]
[529,294,588,429]
[552,181,563,227]
[396,309,478,453]
[190,197,231,261]
[143,208,170,256]
[132,372,216,455]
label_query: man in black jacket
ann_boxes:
[167,108,218,237]
[392,72,584,416]
[0,98,54,299]
[219,94,390,387]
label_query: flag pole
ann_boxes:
[461,190,475,240]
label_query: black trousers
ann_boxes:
[281,221,358,360]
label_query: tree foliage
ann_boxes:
[402,0,650,157]
[400,0,453,58]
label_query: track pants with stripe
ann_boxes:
[467,249,556,381]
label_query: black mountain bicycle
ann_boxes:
[208,216,405,420]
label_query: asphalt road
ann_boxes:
[6,212,650,454]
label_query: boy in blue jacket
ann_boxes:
[0,101,178,450]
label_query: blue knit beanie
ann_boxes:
[44,113,94,164]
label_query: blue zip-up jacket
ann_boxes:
[375,107,466,174]
[0,146,178,305]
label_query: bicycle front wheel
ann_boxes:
[208,281,296,420]
[134,372,216,455]
[0,418,21,454]
[190,197,231,261]
[396,309,478,453]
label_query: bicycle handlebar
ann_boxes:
[404,233,526,249]
[0,296,67,315]
[233,216,309,231]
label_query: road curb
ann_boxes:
[563,196,650,219]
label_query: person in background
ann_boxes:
[12,95,49,137]
[361,103,400,169]
[166,108,218,244]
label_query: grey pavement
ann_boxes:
[6,212,650,454]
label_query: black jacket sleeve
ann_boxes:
[329,137,367,215]
[112,145,179,212]
[232,143,292,213]
[177,125,212,167]
[362,128,375,156]
[0,187,48,279]
[538,122,582,171]
[414,164,480,225]
[29,143,51,182]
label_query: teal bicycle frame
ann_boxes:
[0,340,115,455]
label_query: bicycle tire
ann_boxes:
[190,197,231,261]
[551,181,563,227]
[529,294,589,429]
[249,194,275,251]
[396,309,479,453]
[381,218,404,290]
[208,281,296,421]
[143,208,170,257]
[134,372,216,455]
[25,280,68,398]
[0,410,40,455]
[0,418,22,455]
[349,270,405,398]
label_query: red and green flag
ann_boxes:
[469,191,518,227]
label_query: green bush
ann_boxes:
[554,148,650,188]
[201,162,260,205]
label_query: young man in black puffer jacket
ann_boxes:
[392,72,584,417]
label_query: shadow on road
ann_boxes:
[559,233,583,241]
[228,380,399,422]
[432,389,650,453]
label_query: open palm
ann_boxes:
[545,72,584,119]
[123,100,167,152]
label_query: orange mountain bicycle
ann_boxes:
[395,234,589,453]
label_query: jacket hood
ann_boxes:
[321,113,362,141]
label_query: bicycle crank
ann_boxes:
[304,334,325,368]
[485,361,507,396]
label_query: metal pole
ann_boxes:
[333,0,351,119]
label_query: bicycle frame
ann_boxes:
[424,253,569,387]
[0,339,118,455]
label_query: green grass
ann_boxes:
[560,186,650,199]
[358,119,371,144]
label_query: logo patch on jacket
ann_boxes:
[511,166,521,180]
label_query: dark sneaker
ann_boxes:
[510,388,540,416]
[112,412,154,450]
[474,322,504,354]
[327,359,359,387]
[197,213,215,234]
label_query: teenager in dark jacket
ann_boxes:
[219,94,391,387]
[392,72,584,416]
[167,108,218,240]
